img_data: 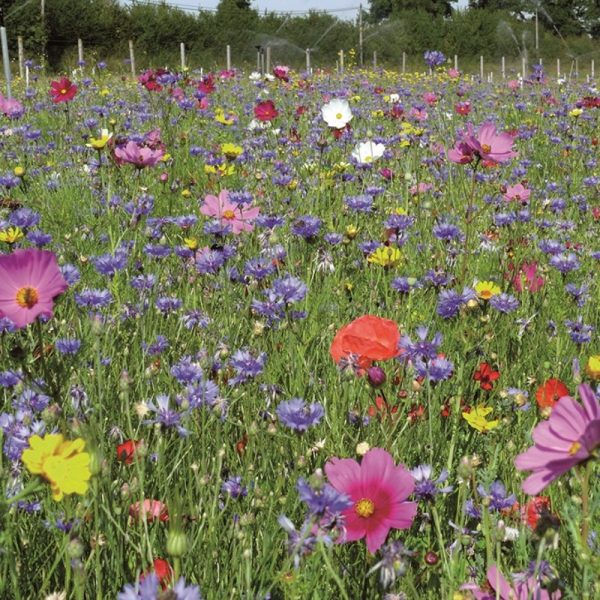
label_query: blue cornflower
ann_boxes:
[185,380,220,410]
[244,257,276,280]
[144,395,189,437]
[0,317,16,334]
[278,515,318,569]
[171,356,204,384]
[195,249,226,274]
[391,276,421,294]
[489,293,520,314]
[9,208,40,228]
[291,215,321,239]
[181,310,210,330]
[27,230,52,247]
[155,297,182,314]
[60,264,80,286]
[276,398,324,432]
[131,274,156,291]
[118,574,202,600]
[221,475,247,499]
[345,194,373,213]
[55,338,82,355]
[399,326,442,362]
[385,213,415,231]
[477,480,516,512]
[436,287,475,318]
[91,249,128,277]
[296,477,352,517]
[74,288,113,309]
[143,335,169,355]
[565,317,593,345]
[538,239,564,255]
[565,282,590,307]
[432,222,463,242]
[415,356,454,382]
[424,50,445,68]
[410,465,453,502]
[229,349,267,385]
[272,275,307,303]
[549,252,580,273]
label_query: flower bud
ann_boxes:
[166,530,188,557]
[424,551,439,565]
[367,366,386,388]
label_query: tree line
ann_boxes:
[0,0,598,71]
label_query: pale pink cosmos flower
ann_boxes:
[325,448,416,553]
[464,565,561,599]
[200,189,260,234]
[0,248,68,328]
[114,140,164,168]
[503,183,530,203]
[515,384,600,495]
[448,122,517,165]
[511,261,544,293]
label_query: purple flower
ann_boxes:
[296,477,352,517]
[549,252,580,274]
[144,395,189,437]
[423,50,446,68]
[399,326,442,362]
[410,465,453,502]
[436,288,475,319]
[272,275,307,304]
[74,288,113,309]
[221,475,247,499]
[489,293,520,314]
[291,215,321,239]
[229,349,267,385]
[476,480,516,512]
[55,338,82,355]
[565,317,593,345]
[276,398,324,432]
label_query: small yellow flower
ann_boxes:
[585,355,600,380]
[161,153,172,162]
[345,224,359,240]
[204,163,235,177]
[214,109,235,126]
[475,280,501,301]
[368,246,402,267]
[221,142,243,160]
[86,129,113,150]
[0,226,24,244]
[462,405,499,433]
[13,166,25,177]
[22,434,91,501]
[183,237,199,250]
[569,108,583,118]
[181,189,192,198]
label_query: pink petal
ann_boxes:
[486,565,514,598]
[325,457,361,495]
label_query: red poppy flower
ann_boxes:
[116,439,141,465]
[49,77,77,103]
[473,362,500,391]
[522,496,552,530]
[330,315,400,373]
[408,404,425,423]
[367,395,398,420]
[254,100,278,122]
[141,558,173,590]
[535,378,569,409]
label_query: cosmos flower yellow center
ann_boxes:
[481,143,492,154]
[336,112,343,119]
[222,209,236,220]
[569,441,581,455]
[355,498,375,518]
[60,89,67,95]
[16,286,39,309]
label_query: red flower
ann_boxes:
[49,77,77,103]
[473,362,500,391]
[367,395,398,420]
[141,558,173,590]
[522,496,552,530]
[408,404,425,423]
[535,378,569,409]
[330,315,400,373]
[116,439,141,465]
[254,100,278,122]
[197,74,216,95]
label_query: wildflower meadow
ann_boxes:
[0,56,599,600]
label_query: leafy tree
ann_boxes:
[368,0,454,22]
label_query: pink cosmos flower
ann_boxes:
[129,499,169,523]
[511,261,544,293]
[49,77,77,103]
[448,122,517,165]
[324,448,416,553]
[447,67,460,78]
[254,100,278,122]
[503,183,530,203]
[422,92,437,106]
[465,565,561,599]
[0,248,69,328]
[514,384,600,495]
[200,189,260,234]
[0,95,24,118]
[273,65,290,82]
[410,182,433,196]
[114,140,164,168]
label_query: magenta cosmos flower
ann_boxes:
[448,122,517,165]
[465,565,561,599]
[503,183,530,203]
[200,190,260,234]
[324,448,416,553]
[515,384,600,495]
[114,140,164,168]
[0,248,69,328]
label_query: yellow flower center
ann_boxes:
[569,441,581,455]
[479,290,492,300]
[60,89,67,95]
[355,498,375,518]
[336,112,343,119]
[481,143,492,154]
[15,286,39,309]
[222,209,236,220]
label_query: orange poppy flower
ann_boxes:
[330,315,400,372]
[535,378,569,409]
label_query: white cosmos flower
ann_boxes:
[321,98,353,129]
[351,140,386,164]
[388,93,400,103]
[249,71,262,81]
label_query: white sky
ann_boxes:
[166,0,470,20]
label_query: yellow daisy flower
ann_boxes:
[585,355,600,380]
[0,226,24,244]
[221,142,243,160]
[87,129,113,150]
[475,280,501,301]
[22,434,91,501]
[368,246,402,267]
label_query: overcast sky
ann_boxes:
[168,0,469,20]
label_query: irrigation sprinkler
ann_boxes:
[0,26,11,98]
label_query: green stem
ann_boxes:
[460,161,480,284]
[431,504,451,579]
[581,460,592,548]
[318,541,349,600]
